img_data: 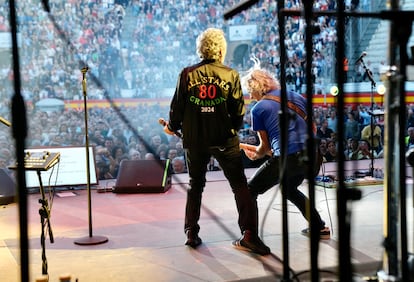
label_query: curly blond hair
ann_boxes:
[241,57,280,96]
[196,28,227,62]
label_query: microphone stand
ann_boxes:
[74,67,108,246]
[36,0,109,249]
[359,57,377,177]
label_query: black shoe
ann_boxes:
[185,230,202,248]
[301,226,331,240]
[232,230,271,256]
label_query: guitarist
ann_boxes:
[240,61,330,240]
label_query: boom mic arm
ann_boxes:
[355,51,367,64]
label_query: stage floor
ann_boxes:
[0,160,412,282]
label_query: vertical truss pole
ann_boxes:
[335,0,353,281]
[302,2,320,281]
[277,0,291,280]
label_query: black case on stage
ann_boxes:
[112,159,171,193]
[0,169,16,205]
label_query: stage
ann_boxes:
[0,160,412,281]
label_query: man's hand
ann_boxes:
[159,118,175,136]
[163,125,174,136]
[240,143,258,160]
[159,118,183,137]
[240,142,273,160]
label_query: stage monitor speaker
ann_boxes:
[0,169,16,205]
[112,159,171,193]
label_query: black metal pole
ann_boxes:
[368,72,376,177]
[334,1,354,281]
[82,68,93,238]
[378,0,410,279]
[9,0,29,280]
[399,35,410,282]
[392,9,410,281]
[302,2,320,281]
[276,0,292,281]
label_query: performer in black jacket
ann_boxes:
[163,28,270,255]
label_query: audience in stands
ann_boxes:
[360,120,383,154]
[171,156,187,174]
[0,0,397,182]
[324,139,338,162]
[0,100,402,181]
[317,119,335,140]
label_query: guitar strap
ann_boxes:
[262,94,322,178]
[262,95,307,121]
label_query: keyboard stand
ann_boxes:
[9,150,60,277]
[36,169,54,276]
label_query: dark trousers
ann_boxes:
[248,153,325,231]
[184,142,257,235]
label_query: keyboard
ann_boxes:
[10,151,60,171]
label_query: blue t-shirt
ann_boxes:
[251,89,307,156]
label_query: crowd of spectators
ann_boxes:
[0,0,396,182]
[314,103,387,163]
[0,99,409,182]
[0,0,348,104]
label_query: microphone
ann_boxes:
[355,52,367,64]
[158,118,182,138]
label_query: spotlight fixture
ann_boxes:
[330,85,339,96]
[377,84,386,95]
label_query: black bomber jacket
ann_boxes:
[168,59,245,148]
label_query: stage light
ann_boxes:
[377,84,386,95]
[330,85,339,96]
